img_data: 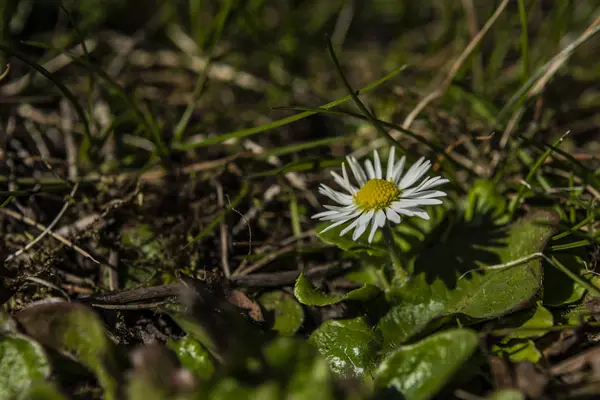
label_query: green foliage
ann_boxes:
[167,336,215,380]
[377,211,557,348]
[258,291,304,335]
[491,303,554,363]
[374,329,479,400]
[308,317,381,379]
[0,334,51,400]
[2,0,600,398]
[15,302,120,400]
[294,273,380,306]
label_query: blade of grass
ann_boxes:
[275,106,470,174]
[548,255,600,297]
[517,0,530,83]
[260,136,349,158]
[497,17,600,124]
[326,36,403,153]
[0,43,93,153]
[553,214,595,241]
[64,53,169,160]
[173,0,234,144]
[184,180,249,248]
[508,131,570,216]
[60,5,95,123]
[550,239,593,252]
[247,158,342,178]
[289,190,302,238]
[174,65,407,149]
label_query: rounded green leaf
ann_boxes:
[15,302,119,400]
[374,329,479,400]
[294,273,379,306]
[308,317,381,379]
[0,334,51,400]
[167,336,215,380]
[258,291,304,335]
[378,211,557,347]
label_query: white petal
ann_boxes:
[323,204,357,211]
[319,217,354,233]
[364,159,376,180]
[394,198,443,208]
[418,177,450,191]
[403,207,430,220]
[399,157,430,189]
[367,219,379,243]
[404,190,447,199]
[340,217,361,236]
[385,208,401,223]
[352,220,369,241]
[317,209,362,222]
[391,206,415,216]
[357,209,375,226]
[342,163,350,185]
[391,156,406,184]
[347,156,367,186]
[312,210,341,219]
[373,150,382,179]
[386,147,396,181]
[319,184,353,205]
[403,176,449,195]
[331,170,357,194]
[375,209,386,227]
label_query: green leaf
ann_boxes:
[15,302,120,400]
[308,317,381,379]
[502,303,554,340]
[492,339,541,363]
[542,251,588,306]
[464,179,507,223]
[258,291,304,335]
[167,336,215,380]
[294,273,380,306]
[378,211,557,348]
[374,329,479,400]
[263,337,336,399]
[18,383,68,400]
[0,334,51,400]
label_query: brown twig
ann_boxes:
[4,183,80,263]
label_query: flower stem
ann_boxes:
[382,224,409,284]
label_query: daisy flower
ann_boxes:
[312,147,449,243]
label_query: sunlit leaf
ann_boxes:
[308,317,381,379]
[378,211,557,348]
[374,329,479,400]
[258,291,304,335]
[167,336,215,380]
[294,273,380,306]
[0,334,51,400]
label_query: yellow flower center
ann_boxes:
[354,179,400,210]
